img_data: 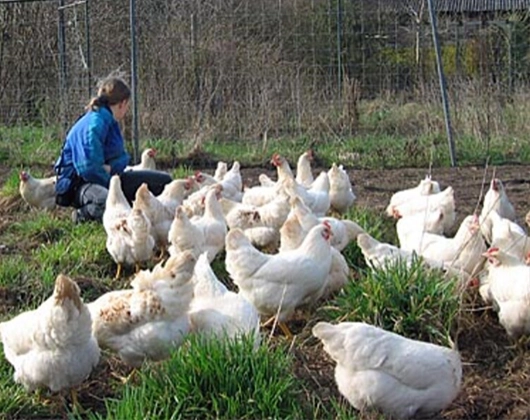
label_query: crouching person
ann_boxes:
[54,73,171,223]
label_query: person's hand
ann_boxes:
[103,164,111,174]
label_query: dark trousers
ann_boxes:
[74,170,172,222]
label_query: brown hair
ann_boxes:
[86,74,131,111]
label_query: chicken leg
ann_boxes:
[115,263,123,279]
[278,322,294,340]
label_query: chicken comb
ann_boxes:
[323,220,331,230]
[487,247,499,254]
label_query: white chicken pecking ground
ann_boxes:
[313,321,462,420]
[0,274,100,402]
[189,252,261,347]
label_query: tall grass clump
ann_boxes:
[92,334,304,420]
[322,258,459,347]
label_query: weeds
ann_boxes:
[322,258,460,347]
[90,334,304,420]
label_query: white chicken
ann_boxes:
[181,183,222,218]
[103,175,132,236]
[356,233,470,284]
[87,251,196,367]
[489,210,530,260]
[225,222,332,337]
[223,194,291,250]
[481,247,530,338]
[295,149,314,187]
[480,178,517,244]
[242,153,293,207]
[278,198,351,297]
[106,201,155,278]
[125,148,157,171]
[168,206,206,258]
[312,322,462,419]
[189,253,260,345]
[0,274,100,393]
[327,163,356,214]
[385,175,441,217]
[134,182,173,252]
[396,208,445,251]
[189,188,228,262]
[18,170,56,210]
[280,196,364,252]
[156,178,194,216]
[413,215,486,276]
[214,161,228,181]
[391,186,456,234]
[195,162,243,202]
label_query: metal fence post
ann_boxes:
[85,0,91,96]
[427,0,457,167]
[336,0,343,100]
[58,0,68,136]
[129,0,139,162]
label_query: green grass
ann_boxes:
[321,258,460,347]
[88,335,305,420]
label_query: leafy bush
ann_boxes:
[322,258,459,347]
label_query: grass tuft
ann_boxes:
[90,334,304,420]
[322,258,459,347]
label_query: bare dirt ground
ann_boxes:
[1,161,530,419]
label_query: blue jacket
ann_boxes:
[55,106,130,190]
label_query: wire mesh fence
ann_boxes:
[1,0,530,148]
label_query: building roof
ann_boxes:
[382,0,530,13]
[435,0,530,12]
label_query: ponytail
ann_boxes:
[85,74,131,112]
[85,94,110,111]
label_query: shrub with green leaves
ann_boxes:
[322,258,459,347]
[92,334,304,420]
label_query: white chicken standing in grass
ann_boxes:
[103,175,131,236]
[106,200,155,278]
[0,274,100,397]
[356,233,470,284]
[312,322,462,420]
[168,205,206,258]
[18,170,56,210]
[125,148,157,171]
[225,222,333,337]
[134,182,174,254]
[327,163,356,215]
[87,251,196,367]
[189,252,260,346]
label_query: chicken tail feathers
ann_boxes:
[53,274,82,311]
[312,322,336,341]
